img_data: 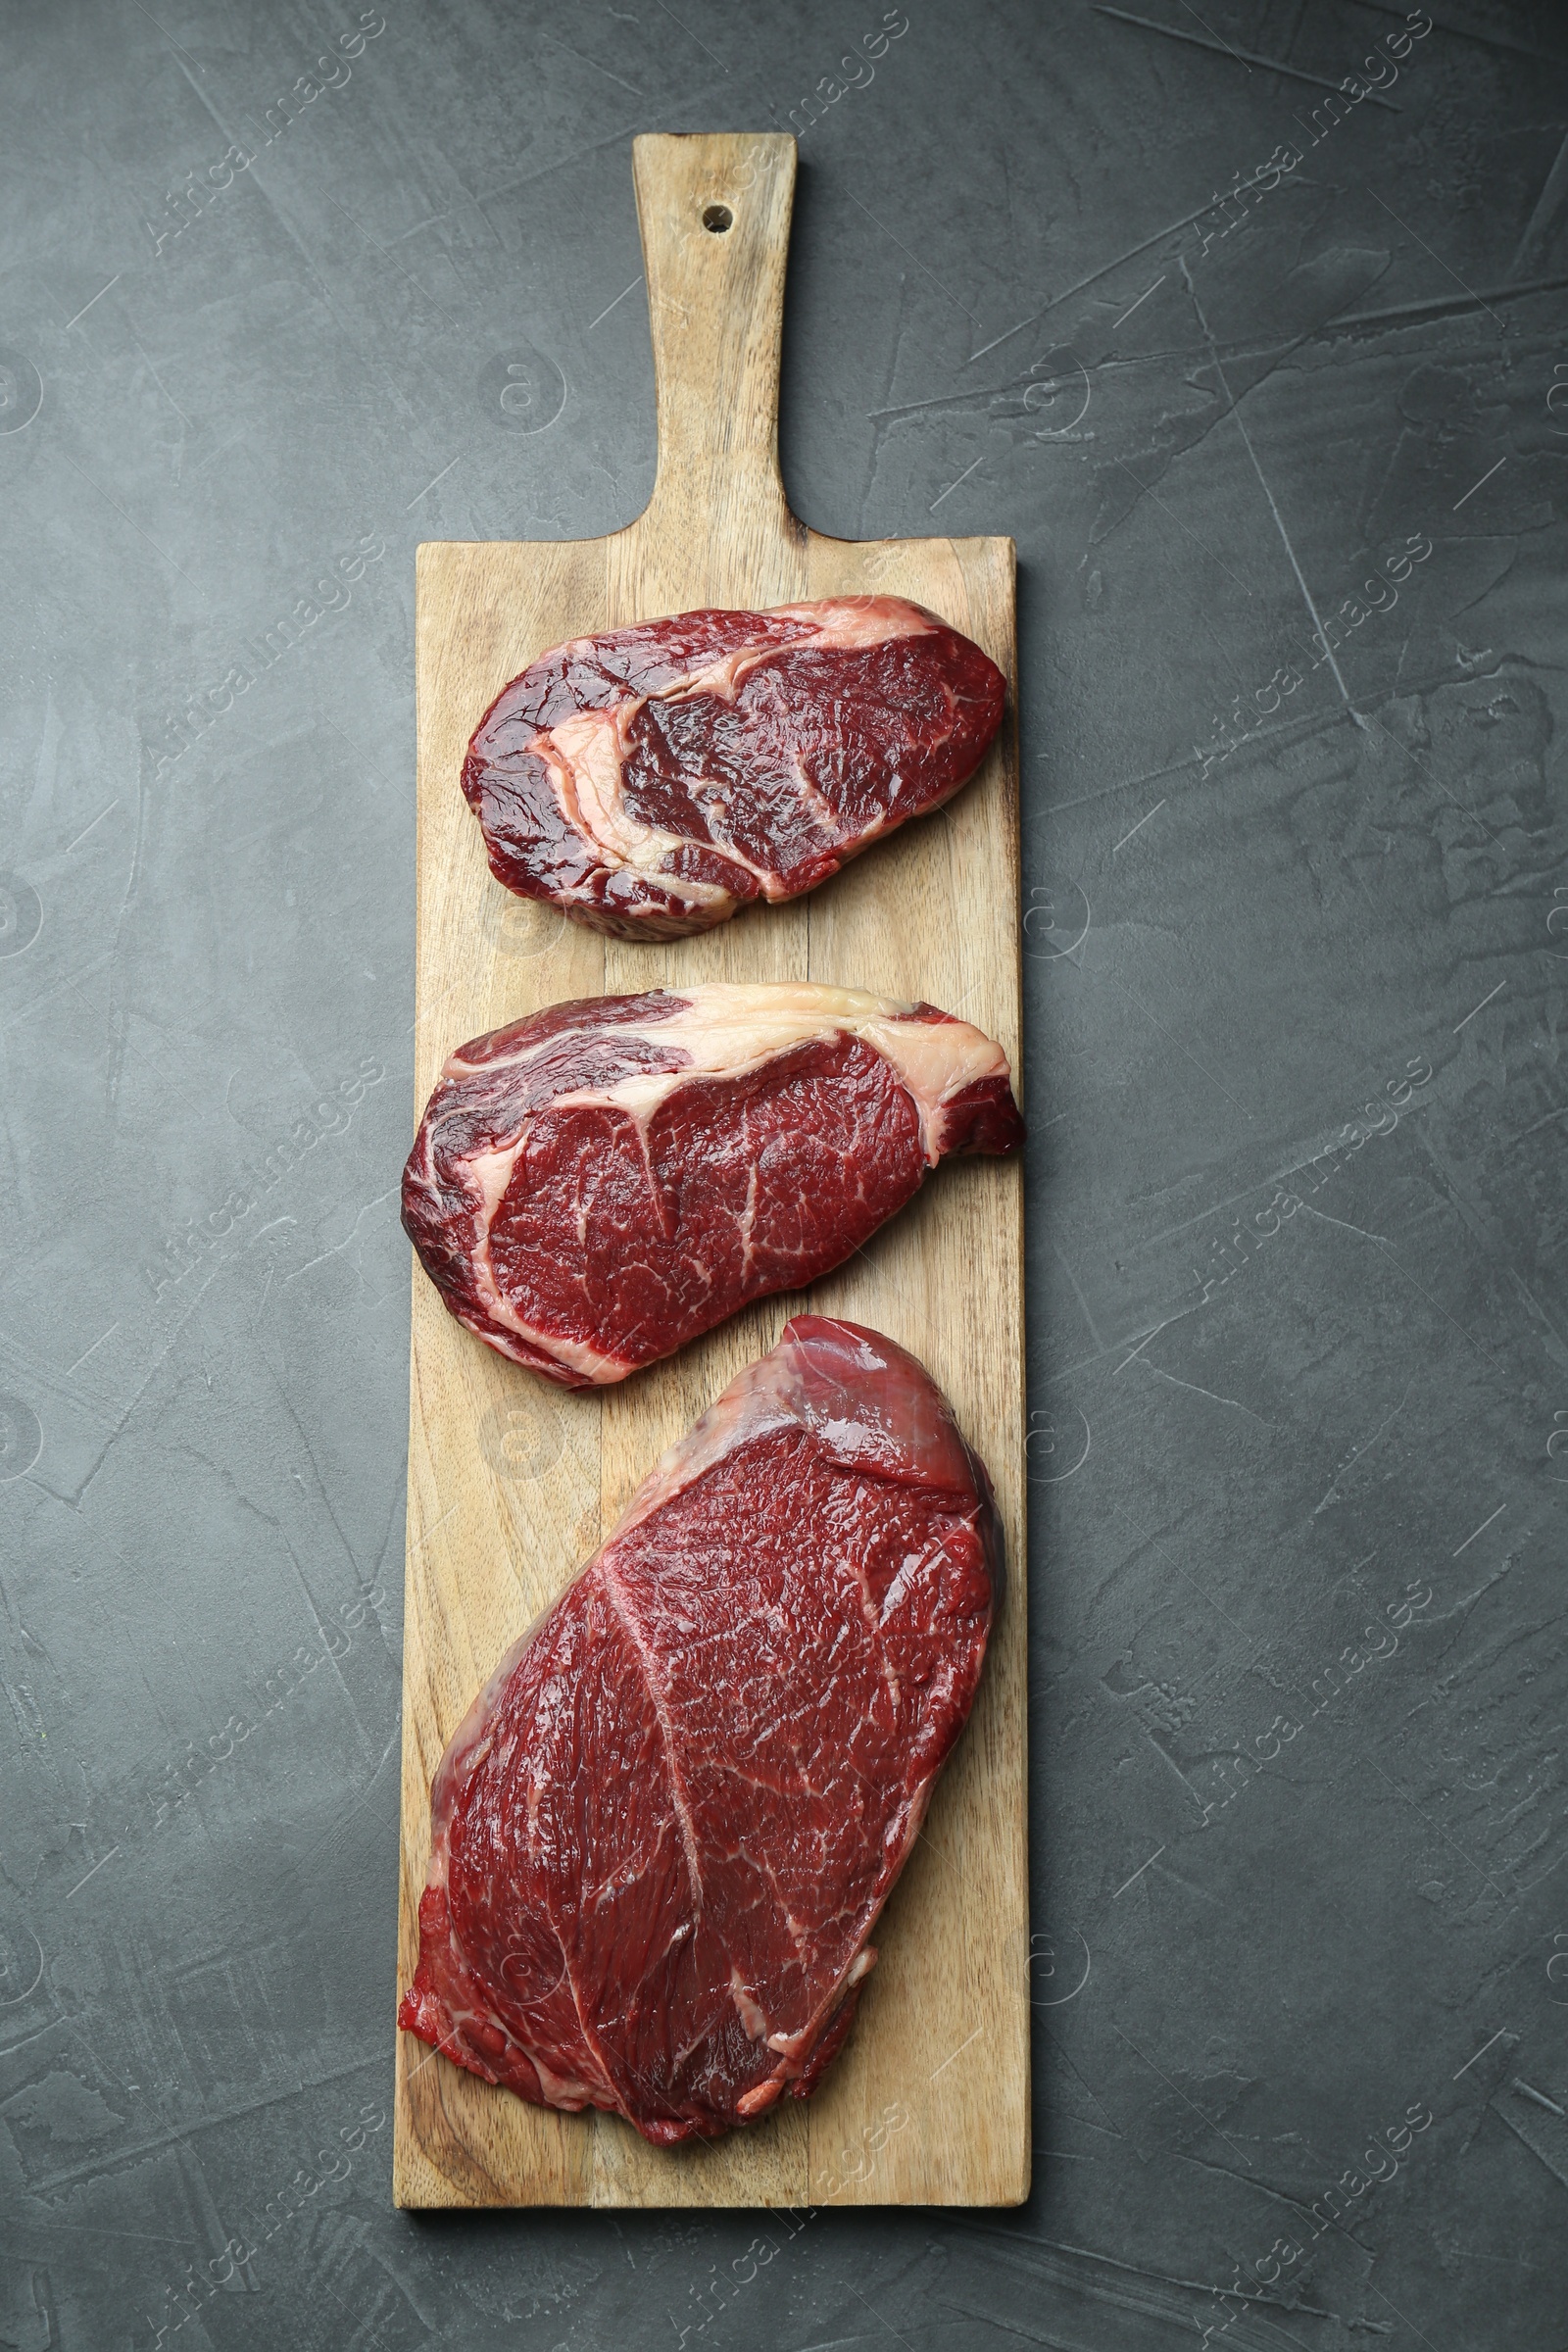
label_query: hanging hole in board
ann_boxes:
[702,203,733,233]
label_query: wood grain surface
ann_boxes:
[395,131,1028,2209]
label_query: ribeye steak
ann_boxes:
[398,1314,1000,2144]
[402,982,1024,1387]
[462,596,1006,938]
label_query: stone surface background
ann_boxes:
[1,1,1565,2345]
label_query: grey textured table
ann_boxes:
[1,1,1565,2345]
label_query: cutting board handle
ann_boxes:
[632,132,798,546]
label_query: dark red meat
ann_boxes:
[462,596,1007,938]
[402,983,1024,1386]
[398,1315,1000,2144]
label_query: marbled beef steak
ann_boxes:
[398,1315,1000,2145]
[461,596,1006,938]
[402,982,1024,1387]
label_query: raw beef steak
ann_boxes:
[402,982,1024,1387]
[398,1315,1000,2144]
[462,596,1007,938]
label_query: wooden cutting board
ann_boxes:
[395,130,1027,2209]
